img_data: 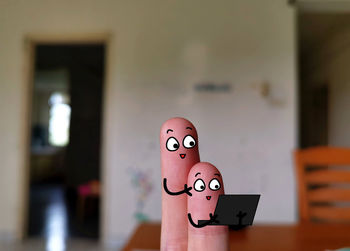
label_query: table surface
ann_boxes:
[121,222,350,251]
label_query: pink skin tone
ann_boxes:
[187,162,229,251]
[160,118,200,251]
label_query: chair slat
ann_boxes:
[310,206,350,221]
[295,147,350,222]
[300,147,350,166]
[309,188,350,202]
[305,170,350,184]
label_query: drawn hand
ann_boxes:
[209,213,219,223]
[163,178,192,196]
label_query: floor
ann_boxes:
[14,184,113,251]
[28,184,99,239]
[0,239,121,251]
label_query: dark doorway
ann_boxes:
[298,13,350,148]
[298,13,331,148]
[299,82,329,148]
[27,44,105,240]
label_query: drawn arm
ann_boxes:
[163,178,192,196]
[188,213,218,228]
[230,211,247,231]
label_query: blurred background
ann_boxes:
[1,0,350,250]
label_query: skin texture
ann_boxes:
[160,117,200,251]
[187,162,229,251]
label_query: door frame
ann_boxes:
[19,33,111,241]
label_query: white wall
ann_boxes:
[0,0,297,243]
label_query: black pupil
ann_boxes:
[215,185,219,188]
[200,185,204,189]
[190,141,194,146]
[173,143,179,148]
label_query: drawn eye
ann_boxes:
[194,179,205,192]
[166,137,179,151]
[209,178,221,191]
[183,135,196,149]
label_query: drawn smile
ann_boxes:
[180,154,186,159]
[206,196,211,200]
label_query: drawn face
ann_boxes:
[160,118,199,162]
[188,162,224,202]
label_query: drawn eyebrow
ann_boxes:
[195,172,201,177]
[186,127,192,130]
[167,129,173,134]
[214,173,220,176]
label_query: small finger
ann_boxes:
[187,162,229,251]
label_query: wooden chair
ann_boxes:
[295,146,350,222]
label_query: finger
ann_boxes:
[160,117,200,251]
[187,162,229,251]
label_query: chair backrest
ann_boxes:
[295,146,350,222]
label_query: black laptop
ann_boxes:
[198,194,260,226]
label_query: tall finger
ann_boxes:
[160,117,200,251]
